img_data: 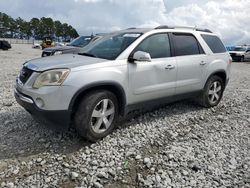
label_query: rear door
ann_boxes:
[171,33,207,94]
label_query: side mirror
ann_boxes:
[130,51,151,62]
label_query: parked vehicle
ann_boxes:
[15,26,231,141]
[228,46,250,62]
[41,35,101,57]
[41,37,55,50]
[225,45,235,51]
[32,43,41,49]
[0,40,11,50]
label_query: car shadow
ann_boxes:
[0,99,203,160]
[120,99,204,127]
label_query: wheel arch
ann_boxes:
[205,70,227,89]
[69,82,127,118]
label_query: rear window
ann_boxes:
[201,34,226,53]
[172,33,203,56]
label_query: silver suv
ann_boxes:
[15,26,231,141]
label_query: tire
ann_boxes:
[74,90,118,142]
[199,75,224,108]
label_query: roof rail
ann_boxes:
[155,25,174,29]
[195,28,213,33]
[126,27,137,30]
[155,25,213,33]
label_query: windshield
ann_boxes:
[68,36,92,47]
[226,46,235,51]
[79,32,142,60]
[234,47,247,52]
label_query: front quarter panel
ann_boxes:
[63,60,128,108]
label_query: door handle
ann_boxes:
[200,61,207,65]
[165,65,175,70]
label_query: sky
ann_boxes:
[0,0,249,45]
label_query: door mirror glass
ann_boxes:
[132,51,151,62]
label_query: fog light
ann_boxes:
[35,98,44,108]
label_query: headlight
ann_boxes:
[54,51,63,55]
[33,69,70,89]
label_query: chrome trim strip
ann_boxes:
[14,89,34,104]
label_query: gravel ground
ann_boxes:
[0,44,249,188]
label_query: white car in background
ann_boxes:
[229,46,250,62]
[32,43,41,49]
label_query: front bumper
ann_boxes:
[229,53,243,61]
[14,89,71,130]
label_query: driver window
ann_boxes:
[134,33,171,59]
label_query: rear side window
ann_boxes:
[172,33,203,56]
[201,34,226,53]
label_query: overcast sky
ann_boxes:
[0,0,249,45]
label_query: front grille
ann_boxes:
[19,66,33,84]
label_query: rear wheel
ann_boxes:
[199,75,224,108]
[74,90,118,142]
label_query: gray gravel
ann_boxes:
[0,44,250,187]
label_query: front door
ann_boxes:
[128,33,177,104]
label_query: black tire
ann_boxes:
[74,90,118,142]
[199,75,224,108]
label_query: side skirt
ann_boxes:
[124,90,202,115]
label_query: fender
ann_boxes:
[203,69,227,89]
[68,81,127,115]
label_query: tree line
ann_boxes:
[0,12,79,41]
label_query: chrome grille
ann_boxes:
[19,66,33,84]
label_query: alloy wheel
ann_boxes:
[91,99,115,134]
[208,81,222,104]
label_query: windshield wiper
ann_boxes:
[78,52,98,58]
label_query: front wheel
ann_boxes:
[74,90,118,142]
[199,75,224,108]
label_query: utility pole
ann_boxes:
[0,13,6,37]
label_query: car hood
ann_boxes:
[43,45,79,52]
[25,54,108,72]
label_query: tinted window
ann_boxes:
[173,33,201,56]
[134,34,171,59]
[201,34,226,53]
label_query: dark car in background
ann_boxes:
[0,40,11,50]
[41,35,101,57]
